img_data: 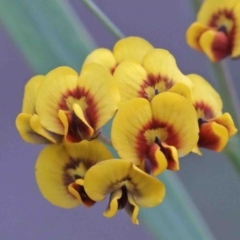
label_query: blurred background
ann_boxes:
[0,0,240,239]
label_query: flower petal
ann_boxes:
[126,193,140,225]
[151,92,199,156]
[22,75,44,113]
[188,74,222,119]
[82,48,117,73]
[199,29,231,61]
[35,144,82,208]
[77,63,120,130]
[103,189,122,218]
[113,36,153,64]
[113,60,148,101]
[198,122,229,151]
[210,113,238,137]
[15,113,53,144]
[30,114,61,143]
[111,98,152,165]
[84,160,165,208]
[35,67,78,135]
[142,49,193,89]
[186,22,209,51]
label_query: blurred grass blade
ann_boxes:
[140,172,216,240]
[1,0,215,239]
[0,0,95,73]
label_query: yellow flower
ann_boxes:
[186,0,240,61]
[188,74,238,154]
[82,36,154,73]
[84,160,165,225]
[35,63,120,143]
[15,75,61,144]
[113,49,193,102]
[111,92,199,175]
[35,139,113,208]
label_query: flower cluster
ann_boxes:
[186,0,240,61]
[16,36,237,224]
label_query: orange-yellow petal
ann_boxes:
[35,144,83,208]
[210,113,238,137]
[151,92,199,156]
[168,82,193,102]
[187,74,222,119]
[142,49,193,90]
[198,122,229,151]
[186,22,209,51]
[22,75,44,113]
[111,98,152,165]
[82,48,117,73]
[126,193,140,225]
[113,36,154,64]
[77,63,120,130]
[35,67,78,135]
[15,113,54,144]
[84,160,166,208]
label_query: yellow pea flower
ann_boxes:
[15,75,61,144]
[111,92,199,175]
[35,139,113,208]
[84,160,165,225]
[35,63,120,143]
[82,36,154,73]
[186,0,240,61]
[188,74,237,154]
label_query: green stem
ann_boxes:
[81,0,124,39]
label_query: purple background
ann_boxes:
[0,0,240,239]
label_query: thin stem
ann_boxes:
[81,0,124,39]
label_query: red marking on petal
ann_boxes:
[58,87,98,129]
[147,143,161,173]
[138,74,174,99]
[209,9,236,56]
[135,119,179,162]
[212,32,231,61]
[110,64,118,75]
[194,101,215,119]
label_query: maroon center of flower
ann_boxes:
[209,9,236,56]
[58,87,98,129]
[136,118,179,162]
[117,185,128,209]
[138,74,174,100]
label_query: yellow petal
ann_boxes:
[199,29,231,62]
[84,160,165,208]
[64,139,113,166]
[113,36,154,64]
[210,113,238,137]
[35,144,82,208]
[186,22,209,51]
[168,82,193,102]
[22,75,44,113]
[146,143,168,176]
[30,114,62,143]
[15,113,53,144]
[103,189,122,218]
[151,92,199,156]
[77,63,120,130]
[111,98,152,165]
[187,74,222,118]
[198,122,229,151]
[82,48,117,73]
[113,60,148,102]
[191,145,203,155]
[35,67,78,135]
[142,49,193,89]
[126,193,140,225]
